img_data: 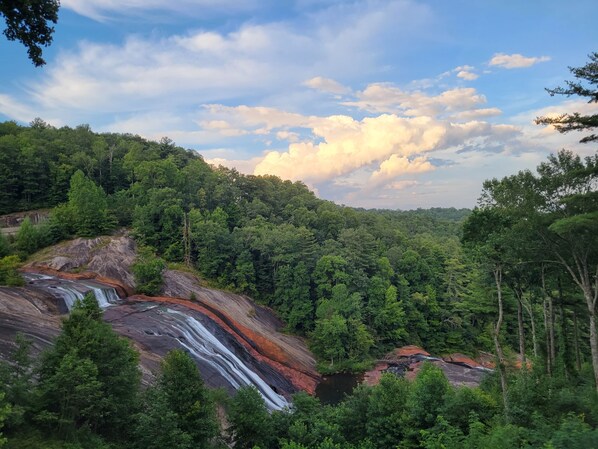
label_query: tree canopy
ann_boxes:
[0,0,59,66]
[535,52,598,143]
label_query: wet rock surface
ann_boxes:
[364,345,491,388]
[22,234,319,393]
[0,286,62,362]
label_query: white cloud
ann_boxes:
[456,70,478,80]
[371,155,435,184]
[61,0,258,21]
[451,107,502,120]
[4,1,430,129]
[453,65,478,80]
[303,76,350,94]
[252,112,521,184]
[343,84,487,116]
[388,180,419,190]
[489,53,551,69]
[276,130,300,142]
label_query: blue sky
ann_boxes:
[1,0,596,209]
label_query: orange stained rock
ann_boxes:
[129,295,320,394]
[21,266,132,297]
[394,345,430,358]
[363,362,389,386]
[443,353,482,369]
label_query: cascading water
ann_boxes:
[22,272,292,410]
[22,273,120,310]
[164,308,288,410]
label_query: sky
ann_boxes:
[0,0,597,210]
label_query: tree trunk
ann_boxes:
[515,289,526,366]
[542,298,552,375]
[585,289,598,392]
[573,311,581,371]
[494,266,509,418]
[552,250,598,391]
[522,297,538,358]
[542,267,556,373]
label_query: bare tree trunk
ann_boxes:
[515,289,526,366]
[522,297,538,358]
[573,311,581,371]
[542,298,552,375]
[183,213,191,267]
[542,267,556,373]
[552,250,598,391]
[549,295,556,368]
[586,290,598,391]
[494,266,509,418]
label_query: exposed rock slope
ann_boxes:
[17,233,319,396]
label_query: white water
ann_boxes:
[165,308,289,411]
[23,273,120,310]
[23,272,290,411]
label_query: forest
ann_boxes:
[0,55,597,449]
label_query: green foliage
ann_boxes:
[133,388,192,449]
[407,363,451,431]
[228,386,272,449]
[37,293,140,440]
[15,217,45,256]
[0,393,10,447]
[365,374,410,449]
[0,256,23,286]
[0,233,10,258]
[158,350,218,447]
[0,1,59,66]
[0,333,34,430]
[131,246,165,295]
[66,171,113,237]
[535,52,598,143]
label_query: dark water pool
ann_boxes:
[315,373,363,405]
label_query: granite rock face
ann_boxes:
[6,234,319,404]
[363,345,492,388]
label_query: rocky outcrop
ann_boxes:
[364,346,491,388]
[27,233,137,293]
[17,234,319,398]
[127,294,319,394]
[160,270,318,390]
[0,286,62,362]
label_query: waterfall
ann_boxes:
[164,308,289,411]
[23,273,120,310]
[52,286,84,310]
[80,281,120,308]
[22,272,291,411]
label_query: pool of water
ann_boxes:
[315,373,363,405]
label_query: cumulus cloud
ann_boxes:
[457,70,478,80]
[343,84,488,117]
[489,53,551,69]
[453,65,478,80]
[252,112,521,185]
[303,76,351,94]
[371,155,435,184]
[199,104,314,137]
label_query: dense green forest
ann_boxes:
[0,52,597,446]
[0,118,596,448]
[1,297,597,449]
[0,119,484,370]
